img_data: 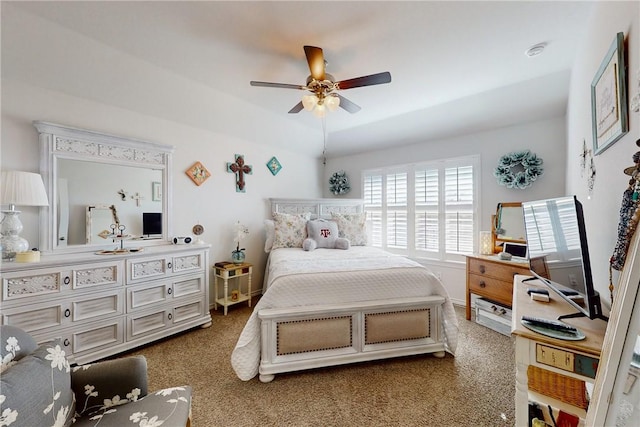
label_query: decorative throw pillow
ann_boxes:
[0,339,75,427]
[264,219,275,253]
[306,219,339,249]
[0,325,38,372]
[272,212,311,249]
[331,212,368,246]
[303,236,350,251]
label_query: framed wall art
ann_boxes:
[186,161,211,186]
[591,32,628,155]
[152,181,162,201]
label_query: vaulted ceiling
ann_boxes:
[4,1,594,157]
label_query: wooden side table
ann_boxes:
[213,262,252,315]
[512,274,607,426]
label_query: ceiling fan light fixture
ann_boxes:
[302,94,318,111]
[313,103,326,118]
[325,94,340,112]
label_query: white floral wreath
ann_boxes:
[493,150,544,189]
[329,170,351,195]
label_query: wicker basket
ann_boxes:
[527,365,589,409]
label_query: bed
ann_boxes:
[231,198,459,382]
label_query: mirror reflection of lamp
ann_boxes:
[0,171,50,261]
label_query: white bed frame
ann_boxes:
[258,199,448,382]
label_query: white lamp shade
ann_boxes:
[312,103,326,118]
[1,171,49,207]
[302,94,318,111]
[325,95,340,112]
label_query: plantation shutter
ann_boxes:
[386,172,407,248]
[444,165,474,254]
[364,174,383,247]
[415,168,439,252]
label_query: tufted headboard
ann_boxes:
[269,198,364,220]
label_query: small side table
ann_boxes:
[213,262,252,315]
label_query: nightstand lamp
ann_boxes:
[0,171,49,261]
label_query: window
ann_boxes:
[363,156,479,261]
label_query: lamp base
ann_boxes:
[1,210,29,262]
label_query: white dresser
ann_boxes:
[0,244,211,364]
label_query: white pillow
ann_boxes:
[331,212,368,246]
[264,219,275,253]
[272,212,311,249]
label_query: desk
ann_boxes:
[213,262,252,315]
[512,275,608,426]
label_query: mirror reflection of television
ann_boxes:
[142,212,162,237]
[523,195,608,322]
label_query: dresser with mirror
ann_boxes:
[0,122,211,364]
[465,202,542,322]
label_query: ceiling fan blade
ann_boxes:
[304,45,325,81]
[337,94,361,114]
[250,81,305,90]
[288,101,304,114]
[336,71,392,90]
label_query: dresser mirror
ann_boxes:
[493,202,526,253]
[35,121,173,253]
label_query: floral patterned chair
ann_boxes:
[0,325,192,427]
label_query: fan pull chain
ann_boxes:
[322,115,327,165]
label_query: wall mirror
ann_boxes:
[35,121,174,253]
[492,202,526,253]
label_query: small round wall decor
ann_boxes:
[493,150,544,189]
[329,170,351,195]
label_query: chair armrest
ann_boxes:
[71,355,149,418]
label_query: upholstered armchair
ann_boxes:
[0,325,191,427]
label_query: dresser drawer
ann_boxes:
[467,257,528,282]
[468,274,512,306]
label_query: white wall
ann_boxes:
[1,81,324,294]
[566,1,640,306]
[324,116,567,304]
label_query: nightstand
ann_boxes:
[213,262,252,315]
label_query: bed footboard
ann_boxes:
[258,296,447,382]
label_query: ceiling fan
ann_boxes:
[250,45,392,116]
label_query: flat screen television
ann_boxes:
[522,195,608,322]
[142,212,162,237]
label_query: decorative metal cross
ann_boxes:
[226,154,253,193]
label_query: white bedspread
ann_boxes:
[231,247,459,381]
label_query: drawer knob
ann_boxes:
[499,308,507,315]
[63,338,70,347]
[168,313,173,320]
[167,288,173,295]
[167,262,172,269]
[479,265,486,274]
[63,276,71,285]
[64,309,71,318]
[479,281,486,288]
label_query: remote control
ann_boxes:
[560,289,579,296]
[521,315,577,332]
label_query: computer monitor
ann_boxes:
[142,212,162,237]
[522,195,607,321]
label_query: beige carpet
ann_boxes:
[126,302,515,426]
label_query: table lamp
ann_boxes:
[479,231,493,255]
[1,171,49,261]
